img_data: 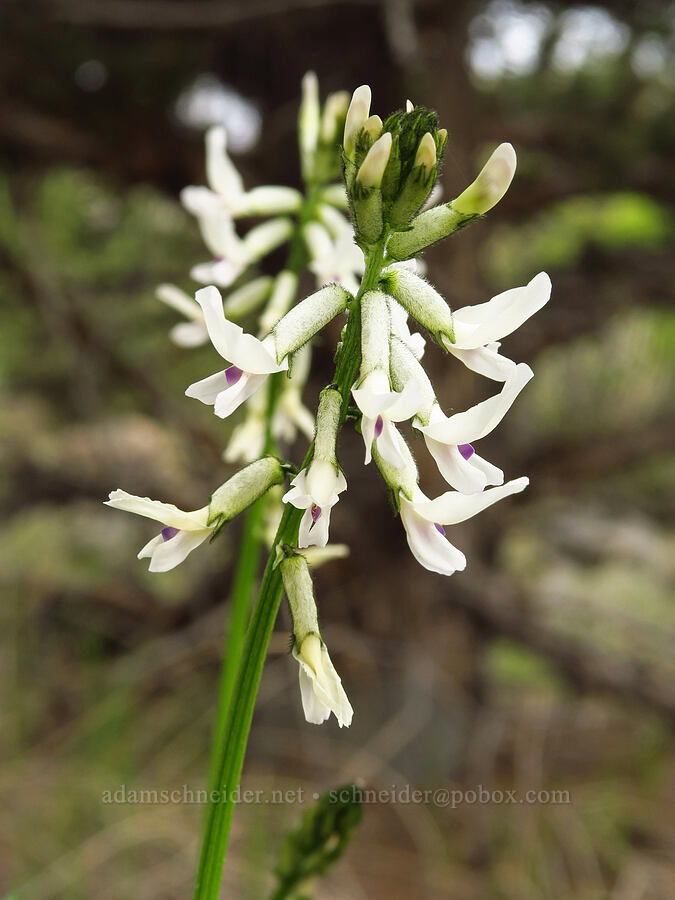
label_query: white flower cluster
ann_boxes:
[107,80,552,729]
[157,72,364,464]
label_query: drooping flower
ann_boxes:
[105,490,214,572]
[399,478,529,576]
[292,634,353,727]
[280,550,353,726]
[415,363,534,493]
[185,285,288,419]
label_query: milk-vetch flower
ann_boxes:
[283,388,346,547]
[399,478,529,576]
[283,460,346,548]
[105,490,213,572]
[293,634,353,727]
[280,551,353,726]
[352,291,424,467]
[443,272,551,380]
[416,363,534,493]
[185,285,288,419]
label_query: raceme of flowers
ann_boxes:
[107,79,551,727]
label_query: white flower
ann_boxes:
[292,634,353,727]
[352,369,423,467]
[283,459,347,548]
[189,218,294,288]
[305,223,364,295]
[416,363,534,493]
[105,490,213,572]
[399,478,529,576]
[185,286,287,419]
[182,126,302,220]
[156,283,209,347]
[443,272,551,381]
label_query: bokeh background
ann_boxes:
[1,1,674,897]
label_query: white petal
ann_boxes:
[297,507,315,549]
[185,369,232,405]
[387,377,426,422]
[235,186,302,217]
[420,363,533,443]
[170,321,209,347]
[376,419,408,469]
[447,344,517,382]
[470,453,504,486]
[138,534,163,559]
[147,529,211,572]
[360,415,376,465]
[298,666,331,724]
[195,286,284,373]
[400,496,467,576]
[453,272,551,348]
[352,370,397,419]
[423,437,489,494]
[214,373,267,419]
[105,490,209,531]
[156,283,202,320]
[205,126,244,200]
[190,258,243,288]
[413,477,529,525]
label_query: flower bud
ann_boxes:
[362,114,383,142]
[414,132,437,177]
[299,71,320,181]
[208,456,285,528]
[343,85,372,161]
[356,133,392,189]
[452,143,517,216]
[320,90,350,144]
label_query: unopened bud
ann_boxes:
[299,71,320,180]
[343,85,372,160]
[363,114,383,142]
[406,99,414,113]
[356,133,392,188]
[414,132,437,177]
[320,90,350,143]
[452,142,517,216]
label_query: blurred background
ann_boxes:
[1,0,674,897]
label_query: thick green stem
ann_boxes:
[194,224,389,898]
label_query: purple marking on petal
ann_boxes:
[458,443,475,460]
[310,503,322,524]
[435,523,446,536]
[214,255,224,262]
[161,526,179,542]
[225,365,243,386]
[374,415,384,438]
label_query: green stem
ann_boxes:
[193,234,389,898]
[204,185,324,798]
